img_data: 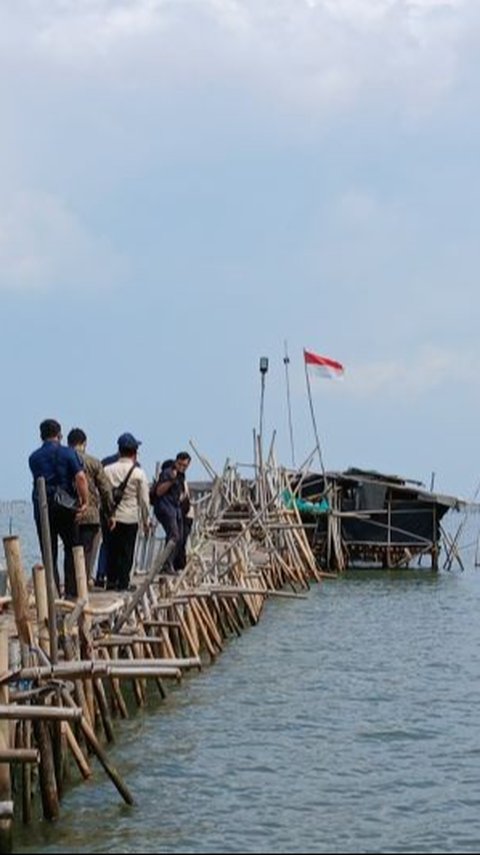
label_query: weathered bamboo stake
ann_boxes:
[0,707,82,722]
[64,723,92,780]
[60,689,134,806]
[56,600,124,618]
[0,749,39,764]
[185,602,200,653]
[3,537,67,810]
[290,527,321,582]
[35,478,59,662]
[159,626,177,661]
[231,556,260,624]
[97,655,200,670]
[218,596,243,637]
[126,647,145,707]
[189,599,217,659]
[283,531,311,588]
[32,717,59,821]
[0,625,12,853]
[93,678,115,743]
[62,634,94,731]
[3,538,34,652]
[114,541,175,634]
[142,620,181,629]
[20,721,33,825]
[196,598,224,650]
[92,635,170,647]
[73,547,96,728]
[226,593,248,631]
[108,667,181,679]
[210,597,229,640]
[3,663,110,682]
[173,605,200,658]
[103,647,129,720]
[232,546,261,620]
[168,606,183,659]
[139,642,167,700]
[32,565,50,657]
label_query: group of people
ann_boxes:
[28,418,192,597]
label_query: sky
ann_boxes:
[1,0,479,499]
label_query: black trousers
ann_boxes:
[35,504,79,597]
[77,524,101,581]
[175,516,193,571]
[105,523,138,591]
[155,505,183,571]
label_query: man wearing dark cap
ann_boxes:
[29,418,89,596]
[103,433,150,591]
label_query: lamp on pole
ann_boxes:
[259,356,269,443]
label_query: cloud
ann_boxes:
[346,345,477,400]
[0,0,473,117]
[0,190,127,291]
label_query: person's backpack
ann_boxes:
[149,476,160,507]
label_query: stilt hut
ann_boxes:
[294,468,463,570]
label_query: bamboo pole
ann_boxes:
[33,565,50,657]
[64,723,92,780]
[32,717,59,821]
[35,477,59,662]
[60,689,134,806]
[20,721,33,825]
[2,538,33,651]
[0,707,82,722]
[0,625,12,852]
[0,750,39,764]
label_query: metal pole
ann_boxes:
[259,372,266,442]
[283,340,296,469]
[303,351,326,476]
[36,477,58,664]
[258,357,269,499]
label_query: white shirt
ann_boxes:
[104,457,150,526]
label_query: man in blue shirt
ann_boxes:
[29,419,88,597]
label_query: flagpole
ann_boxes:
[283,340,296,470]
[303,349,326,476]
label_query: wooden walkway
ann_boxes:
[0,461,325,852]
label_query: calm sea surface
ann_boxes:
[2,503,480,854]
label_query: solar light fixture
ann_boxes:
[259,356,269,375]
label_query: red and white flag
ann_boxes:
[304,349,345,380]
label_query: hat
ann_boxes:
[117,432,142,450]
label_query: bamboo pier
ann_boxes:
[0,458,323,851]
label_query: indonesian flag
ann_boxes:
[304,349,345,380]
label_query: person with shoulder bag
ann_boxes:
[103,433,150,591]
[29,419,88,597]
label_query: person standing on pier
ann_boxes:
[103,433,150,591]
[67,428,114,585]
[152,452,191,573]
[29,419,89,597]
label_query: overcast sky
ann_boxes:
[1,0,479,499]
